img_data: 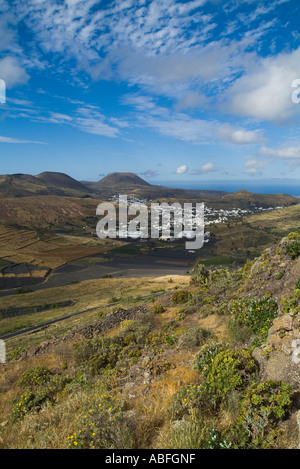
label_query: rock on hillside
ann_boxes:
[253,312,300,389]
[246,235,300,302]
[240,235,300,389]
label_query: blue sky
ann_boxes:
[1,0,300,185]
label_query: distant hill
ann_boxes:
[36,172,90,192]
[0,171,299,211]
[0,172,93,198]
[96,172,152,188]
[214,190,299,209]
[85,172,229,200]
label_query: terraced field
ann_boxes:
[0,225,124,269]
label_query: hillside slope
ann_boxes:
[1,233,300,449]
[0,173,93,198]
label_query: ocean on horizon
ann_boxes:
[159,179,300,197]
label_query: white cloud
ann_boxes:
[123,93,267,146]
[26,105,120,138]
[259,144,300,159]
[49,113,73,122]
[225,46,300,121]
[201,162,215,172]
[218,123,265,144]
[143,114,217,144]
[0,136,46,144]
[176,164,188,174]
[0,57,29,88]
[191,162,215,174]
[9,0,262,104]
[237,0,290,24]
[244,159,268,175]
[74,116,119,138]
[174,92,209,111]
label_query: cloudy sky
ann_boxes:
[1,0,300,185]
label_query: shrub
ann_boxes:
[280,289,300,314]
[192,342,226,375]
[175,308,187,321]
[73,337,123,374]
[145,358,175,376]
[14,288,33,295]
[224,380,293,449]
[12,368,69,422]
[18,366,53,389]
[203,348,257,401]
[167,412,209,449]
[67,394,133,449]
[11,390,51,422]
[295,278,300,290]
[287,232,300,240]
[227,319,252,344]
[151,303,166,314]
[172,290,191,304]
[286,240,300,259]
[190,264,210,286]
[171,384,212,419]
[73,320,151,375]
[193,343,257,403]
[228,296,278,345]
[177,327,213,349]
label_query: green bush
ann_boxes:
[177,327,213,349]
[12,369,69,422]
[67,394,133,449]
[224,380,293,449]
[190,264,210,285]
[14,288,33,295]
[286,240,300,259]
[192,342,226,375]
[228,296,278,345]
[295,278,300,290]
[172,290,191,304]
[175,308,187,321]
[73,337,123,374]
[11,390,51,422]
[280,289,300,314]
[171,384,212,419]
[287,232,300,240]
[193,343,257,403]
[73,320,151,375]
[18,366,53,389]
[152,303,166,314]
[204,349,257,401]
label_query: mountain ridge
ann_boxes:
[0,171,299,210]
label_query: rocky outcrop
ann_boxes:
[247,236,300,302]
[19,305,149,359]
[253,312,300,390]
